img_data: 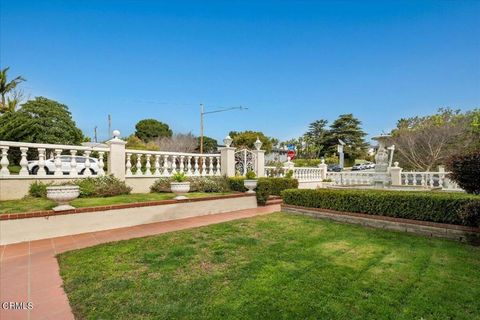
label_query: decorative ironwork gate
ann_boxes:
[234,149,256,176]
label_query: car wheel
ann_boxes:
[31,166,39,175]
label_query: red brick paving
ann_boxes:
[0,204,279,319]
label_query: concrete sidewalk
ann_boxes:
[0,204,279,320]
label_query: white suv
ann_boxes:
[27,156,100,175]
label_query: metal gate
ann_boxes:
[234,149,256,176]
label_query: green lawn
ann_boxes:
[58,212,480,320]
[0,192,232,214]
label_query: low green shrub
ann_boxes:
[293,159,322,167]
[189,176,231,193]
[245,170,256,179]
[28,181,50,198]
[75,175,131,198]
[172,171,188,182]
[256,177,299,205]
[228,177,247,192]
[282,189,480,227]
[150,177,172,193]
[151,176,232,193]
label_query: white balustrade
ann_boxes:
[124,149,220,178]
[400,171,463,191]
[0,140,108,178]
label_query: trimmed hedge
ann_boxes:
[228,177,247,192]
[257,178,299,205]
[282,189,480,227]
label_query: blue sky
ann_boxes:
[1,1,479,143]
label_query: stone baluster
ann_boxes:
[83,150,92,176]
[70,150,78,177]
[37,148,47,176]
[126,153,133,176]
[208,156,214,176]
[0,146,10,176]
[194,156,200,176]
[97,152,105,176]
[54,149,63,176]
[201,156,207,176]
[135,154,143,176]
[420,173,425,186]
[170,155,177,173]
[162,155,169,176]
[429,174,434,187]
[154,155,161,176]
[216,156,221,176]
[438,173,444,188]
[186,156,192,176]
[179,156,185,174]
[215,157,222,176]
[145,154,152,176]
[19,147,29,176]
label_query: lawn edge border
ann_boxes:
[281,204,480,242]
[1,193,253,220]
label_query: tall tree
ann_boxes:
[390,108,480,171]
[0,67,26,114]
[135,119,172,142]
[229,130,274,153]
[196,136,218,153]
[303,119,329,158]
[0,97,84,144]
[325,114,368,160]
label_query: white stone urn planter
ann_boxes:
[46,185,80,211]
[170,182,191,200]
[244,180,258,193]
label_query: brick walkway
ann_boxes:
[0,204,279,320]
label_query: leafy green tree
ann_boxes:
[135,119,172,142]
[0,97,83,144]
[229,130,274,153]
[303,119,329,158]
[325,114,368,160]
[196,136,218,153]
[0,67,26,114]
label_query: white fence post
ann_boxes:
[390,162,403,186]
[318,159,328,180]
[220,135,235,177]
[106,130,127,181]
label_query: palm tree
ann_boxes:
[0,67,26,113]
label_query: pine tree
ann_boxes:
[325,114,368,160]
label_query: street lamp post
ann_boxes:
[199,105,247,154]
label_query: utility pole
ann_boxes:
[200,104,204,154]
[108,114,112,138]
[94,126,98,143]
[199,105,247,154]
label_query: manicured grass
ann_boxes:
[58,212,480,320]
[0,192,232,214]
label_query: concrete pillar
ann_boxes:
[390,161,403,186]
[106,130,127,181]
[253,150,265,177]
[219,147,236,177]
